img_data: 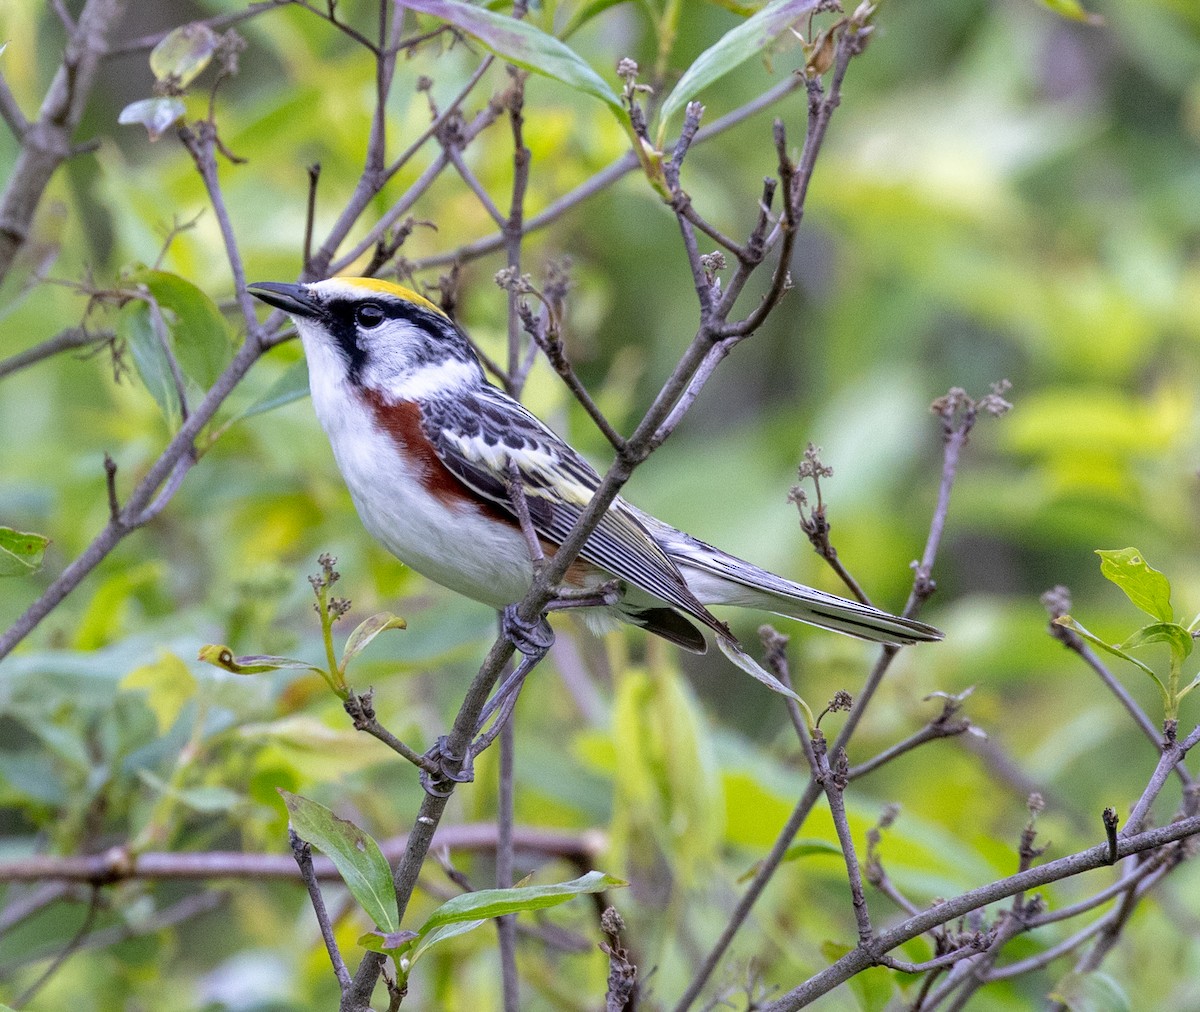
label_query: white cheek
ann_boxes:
[297,324,351,426]
[386,358,481,399]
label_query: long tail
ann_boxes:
[660,531,942,646]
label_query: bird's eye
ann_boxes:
[355,303,385,329]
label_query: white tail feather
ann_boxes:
[659,532,942,646]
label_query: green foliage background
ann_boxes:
[1,0,1199,1008]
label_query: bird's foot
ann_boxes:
[419,735,474,797]
[544,579,621,612]
[501,603,555,657]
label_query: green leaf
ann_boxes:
[409,871,625,965]
[0,751,67,805]
[120,651,198,734]
[118,97,186,140]
[420,871,623,931]
[237,359,310,421]
[708,0,770,14]
[150,23,219,88]
[613,666,725,883]
[403,1,623,115]
[341,613,407,672]
[1049,970,1131,1011]
[782,838,842,862]
[357,928,419,955]
[657,0,821,139]
[562,0,629,38]
[127,268,232,389]
[409,918,489,963]
[197,644,323,676]
[280,790,399,933]
[1039,0,1104,26]
[1119,623,1193,665]
[739,837,841,881]
[174,784,242,813]
[120,300,181,427]
[0,526,49,576]
[1178,671,1200,701]
[73,561,162,650]
[1096,548,1173,623]
[138,770,241,813]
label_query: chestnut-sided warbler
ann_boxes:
[248,277,940,693]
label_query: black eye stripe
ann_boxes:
[319,294,481,383]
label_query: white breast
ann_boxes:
[301,337,536,607]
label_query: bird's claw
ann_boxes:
[419,735,473,797]
[501,603,555,657]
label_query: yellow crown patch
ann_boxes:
[339,276,447,317]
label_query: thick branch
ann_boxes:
[0,0,127,284]
[0,823,601,884]
[763,815,1200,1011]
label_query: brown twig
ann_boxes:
[343,689,438,773]
[303,162,321,275]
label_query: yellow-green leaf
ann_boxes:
[74,562,161,650]
[1096,548,1173,623]
[0,527,49,577]
[150,22,219,88]
[1039,0,1104,25]
[408,871,625,966]
[197,644,322,676]
[341,612,407,671]
[119,299,181,427]
[121,652,198,734]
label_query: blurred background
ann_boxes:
[1,0,1198,1008]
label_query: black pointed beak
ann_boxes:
[248,281,322,318]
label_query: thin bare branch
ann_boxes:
[104,0,290,56]
[848,699,973,781]
[11,887,102,1009]
[812,730,873,944]
[291,829,352,992]
[0,325,115,380]
[1045,588,1193,789]
[675,383,983,1011]
[177,122,257,332]
[497,718,520,1012]
[406,69,811,274]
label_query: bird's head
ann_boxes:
[248,277,484,397]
